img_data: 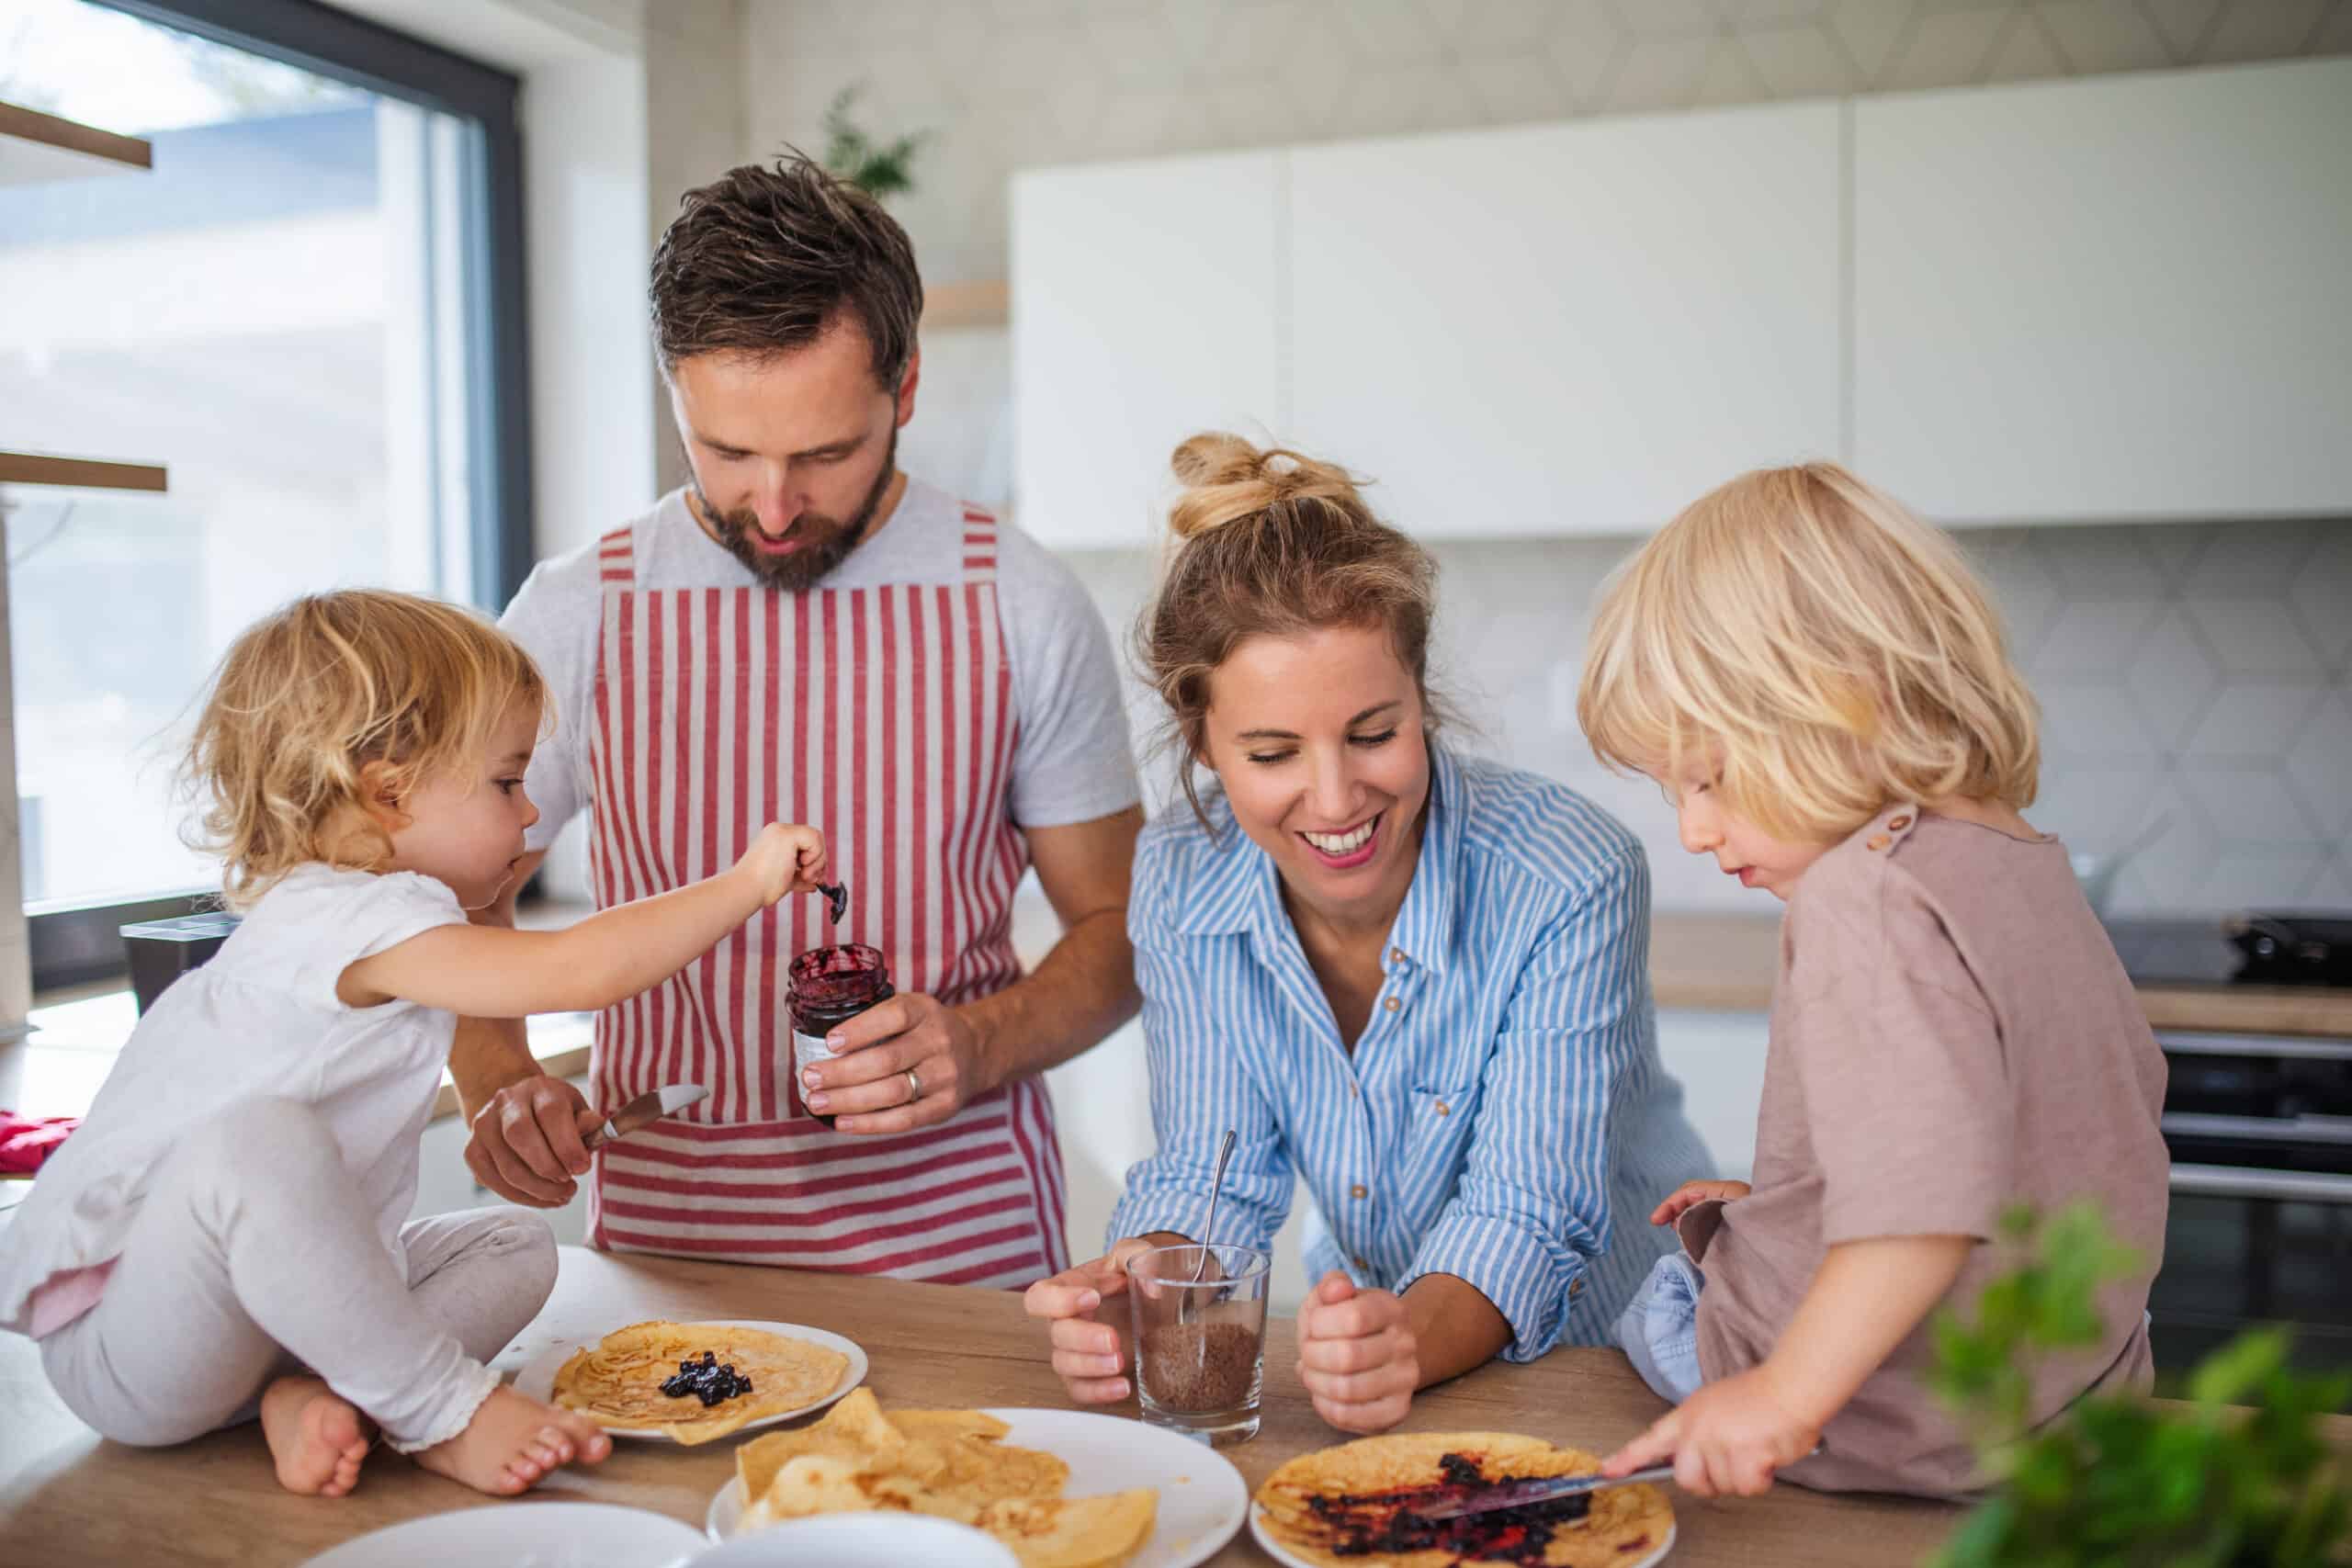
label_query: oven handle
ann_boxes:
[2154,1032,2352,1062]
[2170,1162,2352,1205]
[2162,1111,2352,1145]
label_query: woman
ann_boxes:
[1023,434,1712,1434]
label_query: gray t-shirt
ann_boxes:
[500,479,1140,856]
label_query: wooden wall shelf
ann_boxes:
[923,278,1008,331]
[0,100,152,187]
[0,453,169,493]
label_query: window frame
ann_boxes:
[25,0,536,991]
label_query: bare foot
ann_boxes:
[259,1376,371,1498]
[413,1385,612,1496]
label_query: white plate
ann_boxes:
[1250,1503,1676,1568]
[707,1406,1250,1568]
[514,1320,867,1444]
[689,1514,1018,1566]
[300,1501,706,1567]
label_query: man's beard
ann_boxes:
[691,428,899,592]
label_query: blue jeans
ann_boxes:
[1616,1251,1706,1404]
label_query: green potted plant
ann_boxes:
[820,84,927,201]
[1928,1203,2349,1567]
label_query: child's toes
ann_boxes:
[534,1426,575,1462]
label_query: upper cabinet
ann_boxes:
[1853,59,2352,525]
[1011,151,1283,551]
[1288,102,1843,537]
[1013,59,2352,546]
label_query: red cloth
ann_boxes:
[0,1113,76,1177]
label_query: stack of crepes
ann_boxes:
[1254,1432,1674,1568]
[732,1388,1156,1568]
[549,1320,850,1445]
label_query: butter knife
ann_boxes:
[583,1083,708,1151]
[1415,1465,1675,1520]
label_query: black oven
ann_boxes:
[2107,918,2352,1394]
[2147,1030,2352,1381]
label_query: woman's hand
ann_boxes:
[1648,1179,1750,1227]
[1022,1237,1162,1404]
[1296,1271,1419,1435]
[1601,1364,1819,1497]
[738,823,830,906]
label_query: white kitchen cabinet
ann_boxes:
[1287,102,1843,537]
[1654,1009,1768,1182]
[1853,58,2352,525]
[1011,152,1283,550]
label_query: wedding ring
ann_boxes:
[903,1067,922,1104]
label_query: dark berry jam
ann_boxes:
[1296,1450,1603,1564]
[660,1350,754,1407]
[787,943,893,1131]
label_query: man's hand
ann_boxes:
[1648,1179,1751,1227]
[1296,1272,1419,1435]
[1022,1237,1162,1404]
[1601,1364,1820,1497]
[464,1075,601,1207]
[802,992,988,1134]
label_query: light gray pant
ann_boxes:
[40,1097,556,1454]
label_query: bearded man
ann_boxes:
[452,154,1142,1287]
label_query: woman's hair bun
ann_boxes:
[1167,432,1366,541]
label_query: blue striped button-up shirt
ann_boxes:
[1108,747,1713,1359]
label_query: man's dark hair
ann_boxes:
[649,152,923,388]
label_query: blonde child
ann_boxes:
[1576,464,2169,1499]
[0,591,831,1499]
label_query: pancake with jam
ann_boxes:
[550,1319,849,1444]
[1255,1432,1673,1568]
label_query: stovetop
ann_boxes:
[2107,916,2352,990]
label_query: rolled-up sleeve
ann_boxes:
[1399,852,1647,1361]
[1104,845,1295,1252]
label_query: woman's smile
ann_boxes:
[1297,811,1383,870]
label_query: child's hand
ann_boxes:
[738,823,830,906]
[1601,1364,1820,1498]
[1295,1271,1419,1435]
[1649,1179,1751,1227]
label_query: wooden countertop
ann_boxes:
[1650,913,2352,1038]
[2,1248,1969,1566]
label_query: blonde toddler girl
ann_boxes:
[0,591,829,1498]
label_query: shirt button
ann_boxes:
[1390,947,1408,965]
[1350,1183,1369,1200]
[1866,833,1892,852]
[1433,1100,1451,1117]
[1382,996,1401,1012]
[1886,813,1913,831]
[1570,1278,1584,1298]
[1348,1081,1360,1098]
[1352,1255,1370,1271]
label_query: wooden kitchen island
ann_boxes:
[0,1248,1973,1567]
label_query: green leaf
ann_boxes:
[2188,1326,2289,1409]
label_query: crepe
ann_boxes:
[732,1391,1154,1567]
[549,1319,849,1445]
[977,1491,1159,1568]
[1254,1431,1673,1568]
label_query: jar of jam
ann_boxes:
[786,943,893,1131]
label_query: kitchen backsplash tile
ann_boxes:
[1063,517,2352,919]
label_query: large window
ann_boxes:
[0,0,530,983]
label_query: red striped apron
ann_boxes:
[580,499,1070,1288]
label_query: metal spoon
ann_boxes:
[1189,1128,1238,1285]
